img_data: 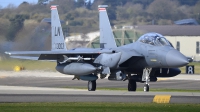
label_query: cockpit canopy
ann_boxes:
[138,33,170,46]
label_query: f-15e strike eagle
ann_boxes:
[5,5,189,92]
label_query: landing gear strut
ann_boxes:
[142,68,152,92]
[88,80,96,91]
[128,79,137,91]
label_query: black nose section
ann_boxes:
[166,50,189,67]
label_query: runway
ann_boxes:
[0,71,200,103]
[0,86,200,103]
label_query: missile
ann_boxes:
[63,55,93,61]
[56,63,96,75]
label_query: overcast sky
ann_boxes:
[0,0,38,8]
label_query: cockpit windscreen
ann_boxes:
[138,33,170,46]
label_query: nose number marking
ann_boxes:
[187,66,193,74]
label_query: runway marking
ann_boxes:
[153,95,171,103]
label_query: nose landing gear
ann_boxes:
[142,68,152,92]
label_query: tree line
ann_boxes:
[0,0,200,42]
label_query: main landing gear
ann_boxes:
[87,68,152,92]
[128,79,137,91]
[88,80,96,91]
[142,68,152,92]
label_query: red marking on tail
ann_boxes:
[99,8,106,11]
[51,6,57,10]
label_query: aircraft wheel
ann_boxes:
[144,84,149,92]
[128,80,136,91]
[88,80,96,91]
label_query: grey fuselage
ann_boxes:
[105,33,188,73]
[55,33,188,78]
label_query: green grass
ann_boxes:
[63,87,200,92]
[0,59,56,71]
[0,102,199,112]
[180,62,200,74]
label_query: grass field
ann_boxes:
[0,59,56,71]
[179,62,200,74]
[0,102,200,112]
[0,59,200,74]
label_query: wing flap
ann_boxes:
[10,56,39,60]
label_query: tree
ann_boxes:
[107,8,117,21]
[193,1,200,23]
[130,0,154,8]
[76,0,86,7]
[147,0,179,20]
[91,0,103,10]
[49,0,76,14]
[103,0,128,7]
[176,0,199,6]
[6,14,29,41]
[86,0,92,10]
[38,0,49,5]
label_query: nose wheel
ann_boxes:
[144,84,149,92]
[88,80,96,91]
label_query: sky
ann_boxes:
[0,0,38,8]
[0,0,94,8]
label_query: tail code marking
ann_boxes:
[55,27,61,36]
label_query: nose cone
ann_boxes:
[166,50,189,67]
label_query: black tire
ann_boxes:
[128,80,137,91]
[88,80,96,91]
[144,84,149,92]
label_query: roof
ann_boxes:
[174,19,199,25]
[135,25,200,36]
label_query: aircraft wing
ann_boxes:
[5,48,114,60]
[5,48,113,55]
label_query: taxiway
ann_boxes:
[0,71,199,103]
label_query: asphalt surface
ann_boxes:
[0,86,200,103]
[0,75,200,90]
[0,71,200,103]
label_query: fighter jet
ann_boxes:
[5,5,189,92]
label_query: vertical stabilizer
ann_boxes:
[99,5,117,48]
[51,5,67,51]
